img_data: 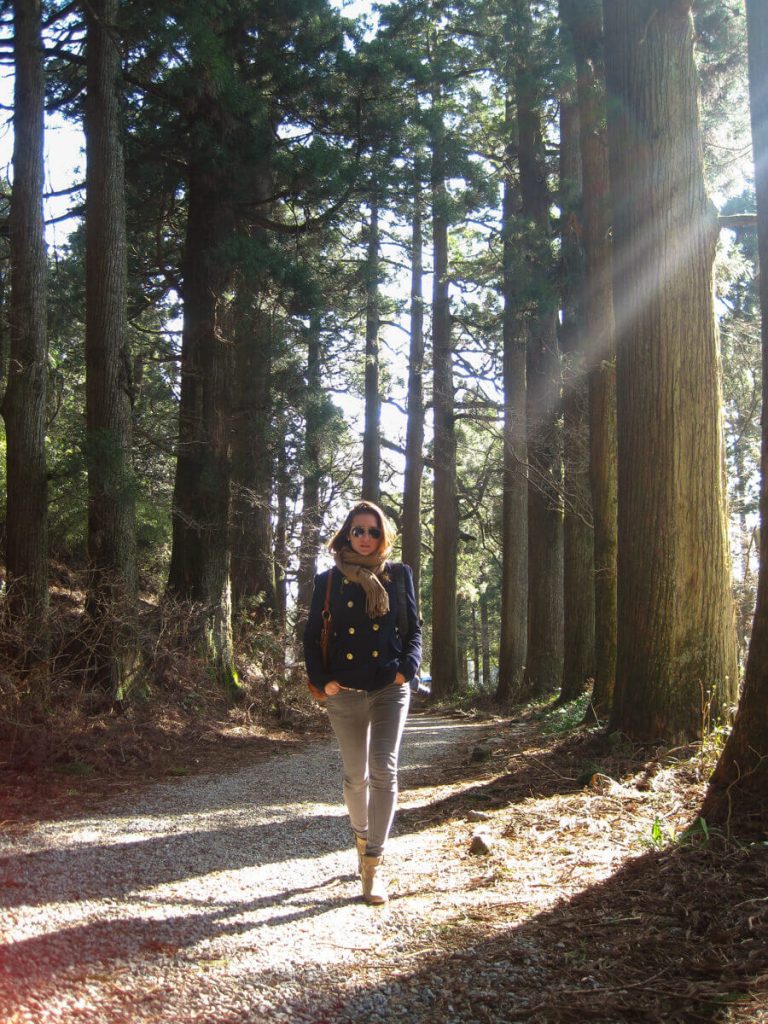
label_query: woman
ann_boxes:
[303,500,421,905]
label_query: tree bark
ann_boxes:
[362,195,381,504]
[702,0,768,831]
[604,0,738,742]
[0,210,10,406]
[515,0,564,698]
[480,586,491,690]
[401,168,425,604]
[562,0,618,720]
[457,596,469,691]
[429,91,461,697]
[295,313,325,644]
[167,161,237,690]
[84,0,140,697]
[230,165,276,622]
[471,601,480,689]
[496,88,528,704]
[559,34,595,704]
[274,411,289,631]
[231,302,276,620]
[2,0,48,648]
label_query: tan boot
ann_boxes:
[361,854,388,905]
[355,835,367,875]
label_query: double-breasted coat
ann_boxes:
[303,563,422,694]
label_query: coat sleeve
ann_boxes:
[397,563,422,681]
[303,570,334,691]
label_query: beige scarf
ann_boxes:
[334,548,390,618]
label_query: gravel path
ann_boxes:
[0,711,493,1023]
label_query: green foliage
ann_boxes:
[42,236,177,568]
[697,715,734,779]
[678,816,712,846]
[648,815,713,850]
[695,0,749,195]
[540,692,593,735]
[649,817,669,850]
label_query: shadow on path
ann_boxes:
[0,873,362,1013]
[0,810,355,908]
[0,713,488,911]
[305,841,768,1024]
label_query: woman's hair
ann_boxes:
[328,500,396,559]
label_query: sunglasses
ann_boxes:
[350,526,382,539]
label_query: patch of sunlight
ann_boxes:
[38,804,350,853]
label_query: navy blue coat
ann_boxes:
[303,563,422,693]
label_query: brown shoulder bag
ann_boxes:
[307,570,333,701]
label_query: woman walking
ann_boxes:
[303,500,421,905]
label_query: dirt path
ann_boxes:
[0,711,495,1023]
[1,706,766,1024]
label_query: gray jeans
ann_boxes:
[325,682,411,858]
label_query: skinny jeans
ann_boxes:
[324,682,410,858]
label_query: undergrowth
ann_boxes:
[539,691,593,734]
[0,568,325,790]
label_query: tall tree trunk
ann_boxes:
[231,303,276,619]
[702,0,768,830]
[0,228,10,405]
[562,0,618,720]
[362,195,381,503]
[274,410,289,631]
[471,601,480,689]
[605,0,737,742]
[84,0,140,698]
[430,94,461,697]
[401,168,425,603]
[457,596,469,691]
[295,313,325,644]
[496,89,528,704]
[231,170,276,621]
[559,38,595,704]
[167,163,237,690]
[515,0,563,698]
[1,0,48,649]
[480,586,491,690]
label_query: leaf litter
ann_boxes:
[311,702,768,1024]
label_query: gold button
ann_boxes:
[372,623,380,631]
[346,652,354,660]
[348,627,355,635]
[372,650,379,658]
[342,578,348,585]
[347,601,354,608]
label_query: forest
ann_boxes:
[1,0,768,835]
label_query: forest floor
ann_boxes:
[1,687,768,1023]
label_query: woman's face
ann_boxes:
[348,512,383,557]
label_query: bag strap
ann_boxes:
[319,569,334,668]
